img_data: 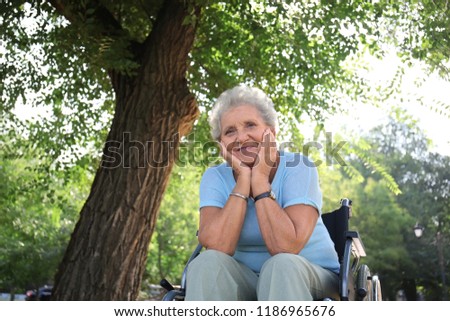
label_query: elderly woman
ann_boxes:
[185,85,340,301]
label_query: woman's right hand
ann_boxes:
[220,141,252,178]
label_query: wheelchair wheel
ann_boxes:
[371,275,382,301]
[355,265,382,301]
[355,264,371,300]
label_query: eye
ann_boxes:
[224,127,236,136]
[245,121,256,128]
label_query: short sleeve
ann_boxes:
[280,155,323,214]
[199,167,229,209]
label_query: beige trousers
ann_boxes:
[185,249,339,301]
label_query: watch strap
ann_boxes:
[254,191,274,202]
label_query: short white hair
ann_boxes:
[208,85,278,141]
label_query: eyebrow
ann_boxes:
[222,125,236,133]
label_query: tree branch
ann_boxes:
[48,0,123,35]
[141,0,201,77]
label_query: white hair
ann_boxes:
[208,85,278,141]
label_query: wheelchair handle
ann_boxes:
[340,198,352,218]
[340,198,352,207]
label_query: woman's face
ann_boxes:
[220,104,274,167]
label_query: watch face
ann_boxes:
[269,190,276,200]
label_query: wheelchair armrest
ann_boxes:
[339,230,366,300]
[345,231,366,258]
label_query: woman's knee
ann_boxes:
[187,249,234,275]
[257,254,316,300]
[261,253,309,274]
[186,250,258,300]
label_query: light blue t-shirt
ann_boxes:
[199,151,340,274]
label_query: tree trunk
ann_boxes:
[52,0,200,300]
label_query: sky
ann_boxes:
[322,52,450,156]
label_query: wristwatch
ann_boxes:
[253,190,276,202]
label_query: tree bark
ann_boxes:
[52,0,200,300]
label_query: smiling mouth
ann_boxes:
[228,142,259,153]
[228,143,259,162]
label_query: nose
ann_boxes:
[236,129,249,144]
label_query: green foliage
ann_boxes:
[395,151,450,300]
[317,107,449,300]
[384,0,450,79]
[0,133,93,292]
[319,153,413,301]
[1,1,115,178]
[348,114,449,300]
[144,165,202,285]
[351,178,413,299]
[189,0,382,120]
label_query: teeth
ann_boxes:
[230,143,259,153]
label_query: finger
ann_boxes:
[220,142,235,166]
[221,141,241,170]
[259,129,273,152]
[264,128,271,141]
[261,129,277,167]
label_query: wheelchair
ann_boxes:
[160,198,382,301]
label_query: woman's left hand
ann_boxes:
[252,128,277,179]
